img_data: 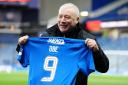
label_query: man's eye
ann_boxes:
[65,16,70,19]
[59,16,62,19]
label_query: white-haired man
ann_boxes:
[17,3,109,85]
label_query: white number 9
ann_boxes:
[41,56,58,82]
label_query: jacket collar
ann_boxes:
[47,23,81,38]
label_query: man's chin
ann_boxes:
[60,28,68,33]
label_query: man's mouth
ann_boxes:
[60,25,67,28]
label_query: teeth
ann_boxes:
[61,25,66,26]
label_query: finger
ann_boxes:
[85,38,90,44]
[87,43,95,48]
[18,35,29,44]
[86,40,96,48]
[24,35,29,39]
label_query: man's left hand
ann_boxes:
[85,38,99,51]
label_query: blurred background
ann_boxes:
[0,0,128,85]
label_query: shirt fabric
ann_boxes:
[17,37,95,85]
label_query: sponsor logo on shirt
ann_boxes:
[47,38,65,45]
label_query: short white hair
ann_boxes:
[59,3,80,17]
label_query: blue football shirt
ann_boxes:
[17,37,95,85]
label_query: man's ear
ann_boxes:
[75,17,79,24]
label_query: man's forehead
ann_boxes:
[59,8,76,15]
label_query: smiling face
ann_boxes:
[57,7,79,33]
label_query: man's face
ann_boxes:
[57,8,79,33]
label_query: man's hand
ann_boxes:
[18,35,29,45]
[85,38,99,51]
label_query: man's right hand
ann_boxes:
[18,35,29,45]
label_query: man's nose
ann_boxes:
[60,17,66,22]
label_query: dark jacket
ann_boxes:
[16,23,109,85]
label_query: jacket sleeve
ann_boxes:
[93,43,109,73]
[81,29,109,73]
[16,44,20,52]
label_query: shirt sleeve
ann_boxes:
[17,44,29,67]
[78,48,95,76]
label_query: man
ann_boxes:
[17,3,109,85]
